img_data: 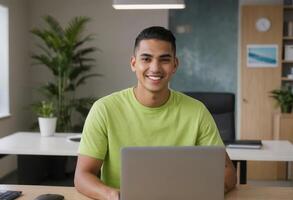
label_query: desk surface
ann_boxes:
[0,132,80,156]
[0,184,293,200]
[226,140,293,161]
[1,132,293,162]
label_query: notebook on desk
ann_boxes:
[225,140,262,149]
[120,146,225,200]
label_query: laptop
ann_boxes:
[120,146,225,200]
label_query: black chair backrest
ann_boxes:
[183,92,235,142]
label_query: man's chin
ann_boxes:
[145,86,169,94]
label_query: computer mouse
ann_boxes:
[34,193,64,200]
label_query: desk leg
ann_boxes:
[287,161,292,180]
[239,161,247,184]
[232,160,247,184]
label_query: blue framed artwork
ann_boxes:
[247,44,278,67]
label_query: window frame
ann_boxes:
[0,4,10,119]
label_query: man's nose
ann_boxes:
[149,59,160,72]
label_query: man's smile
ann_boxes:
[146,75,163,81]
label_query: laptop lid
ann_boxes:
[121,146,225,200]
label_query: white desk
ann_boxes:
[226,140,293,184]
[3,133,293,158]
[0,132,81,184]
[0,132,80,156]
[226,140,293,161]
[1,133,293,184]
[1,133,292,160]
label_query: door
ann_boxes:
[240,5,283,180]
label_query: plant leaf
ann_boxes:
[76,74,102,86]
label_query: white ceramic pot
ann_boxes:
[38,117,57,137]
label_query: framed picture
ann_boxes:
[247,44,278,68]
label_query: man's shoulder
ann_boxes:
[172,90,205,109]
[93,88,132,108]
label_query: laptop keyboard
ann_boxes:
[0,190,22,200]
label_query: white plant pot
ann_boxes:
[38,117,57,137]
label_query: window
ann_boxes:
[0,5,9,118]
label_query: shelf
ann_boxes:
[283,36,293,40]
[284,5,293,9]
[282,7,293,84]
[281,77,293,81]
[282,60,293,63]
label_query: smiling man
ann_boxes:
[74,26,237,200]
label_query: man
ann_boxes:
[74,26,237,200]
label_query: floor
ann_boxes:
[247,179,293,187]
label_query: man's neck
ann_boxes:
[133,87,170,108]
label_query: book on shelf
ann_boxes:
[224,140,262,149]
[284,0,293,5]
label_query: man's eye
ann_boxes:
[160,58,171,63]
[141,57,151,62]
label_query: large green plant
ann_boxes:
[31,15,100,132]
[270,85,293,113]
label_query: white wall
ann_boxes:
[0,0,31,177]
[29,0,169,99]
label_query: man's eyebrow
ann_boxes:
[159,54,172,58]
[139,53,152,57]
[139,53,172,58]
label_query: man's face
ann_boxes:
[130,39,178,94]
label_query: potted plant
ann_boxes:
[30,15,100,179]
[33,101,57,137]
[270,85,293,113]
[31,15,99,133]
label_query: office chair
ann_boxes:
[183,92,236,142]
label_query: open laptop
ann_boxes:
[121,146,225,200]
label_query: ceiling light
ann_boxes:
[113,0,185,10]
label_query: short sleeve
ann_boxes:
[78,100,108,160]
[196,105,224,146]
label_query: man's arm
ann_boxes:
[224,152,237,193]
[74,155,119,200]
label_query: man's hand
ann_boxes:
[224,152,237,193]
[106,189,120,200]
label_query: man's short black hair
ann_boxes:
[134,26,176,55]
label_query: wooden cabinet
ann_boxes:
[273,113,293,180]
[273,113,293,142]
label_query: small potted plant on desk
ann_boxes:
[33,101,57,137]
[270,85,293,113]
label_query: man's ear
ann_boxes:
[130,56,136,72]
[173,57,179,73]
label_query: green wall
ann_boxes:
[169,0,239,93]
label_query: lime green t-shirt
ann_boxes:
[78,88,223,188]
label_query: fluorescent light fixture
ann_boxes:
[113,0,185,10]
